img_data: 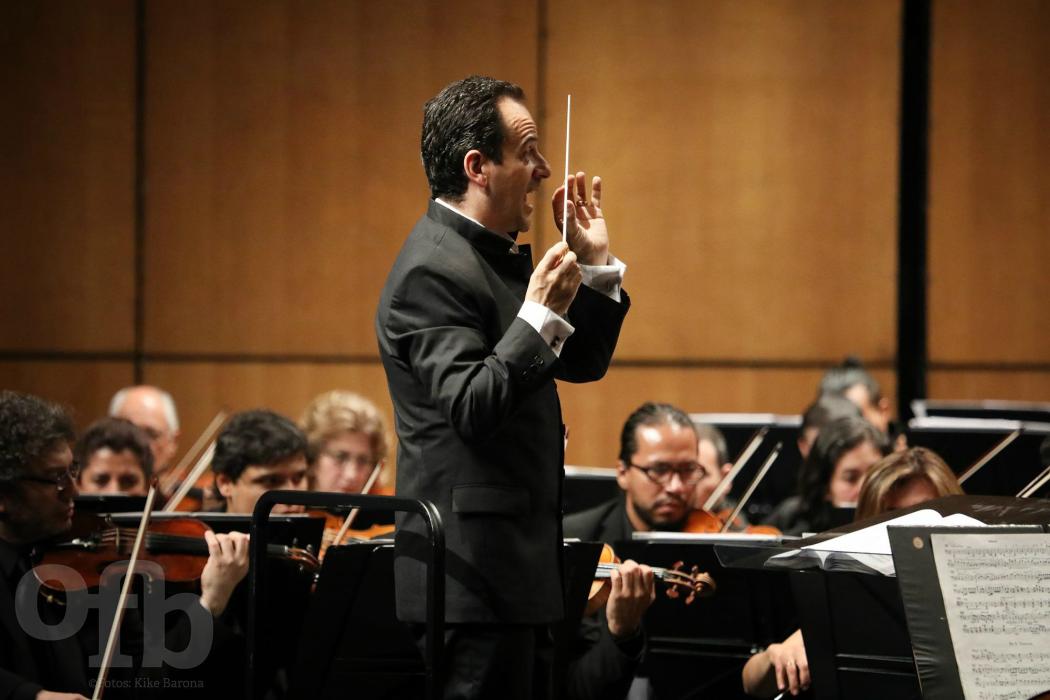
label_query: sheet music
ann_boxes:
[931,533,1050,700]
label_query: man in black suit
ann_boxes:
[376,75,630,699]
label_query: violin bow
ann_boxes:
[703,426,770,512]
[1017,463,1050,498]
[92,482,159,700]
[957,427,1022,486]
[159,410,227,496]
[162,440,217,513]
[330,461,385,548]
[719,442,783,534]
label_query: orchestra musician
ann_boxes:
[74,417,152,497]
[742,446,963,697]
[211,410,309,515]
[376,75,629,699]
[299,390,389,495]
[763,415,889,536]
[0,390,90,699]
[563,402,711,699]
[108,386,181,479]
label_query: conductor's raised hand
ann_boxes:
[552,171,609,266]
[526,241,582,317]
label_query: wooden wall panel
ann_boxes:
[560,366,896,467]
[142,361,396,482]
[144,0,538,356]
[0,361,135,430]
[928,371,1050,404]
[0,1,135,351]
[929,0,1050,365]
[543,0,901,362]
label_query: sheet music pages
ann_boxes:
[931,533,1050,700]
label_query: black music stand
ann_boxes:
[689,413,803,522]
[912,399,1050,424]
[618,535,796,699]
[907,417,1050,496]
[889,525,1046,700]
[249,491,444,700]
[563,466,621,515]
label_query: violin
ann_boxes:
[585,543,716,616]
[34,513,320,593]
[685,442,785,536]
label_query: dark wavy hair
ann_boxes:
[75,417,154,480]
[0,391,75,491]
[421,75,526,202]
[618,402,697,465]
[796,415,889,523]
[211,410,306,483]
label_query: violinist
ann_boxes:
[763,416,889,536]
[211,410,309,514]
[108,386,180,480]
[818,357,906,451]
[74,417,152,497]
[563,402,701,699]
[299,390,388,495]
[0,390,90,699]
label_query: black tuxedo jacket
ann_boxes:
[376,201,629,624]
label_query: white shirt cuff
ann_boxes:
[580,254,626,303]
[518,300,575,357]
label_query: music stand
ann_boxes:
[250,491,444,700]
[690,413,803,521]
[619,534,796,699]
[907,417,1050,496]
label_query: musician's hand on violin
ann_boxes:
[605,559,655,639]
[36,692,89,700]
[552,171,609,266]
[199,530,250,617]
[767,629,809,696]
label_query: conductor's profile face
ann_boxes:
[482,98,551,234]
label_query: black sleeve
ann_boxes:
[562,609,645,700]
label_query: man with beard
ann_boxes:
[565,402,703,542]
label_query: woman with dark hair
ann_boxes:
[764,416,889,536]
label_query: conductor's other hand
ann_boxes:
[552,171,609,266]
[605,559,656,639]
[526,241,582,317]
[199,530,250,617]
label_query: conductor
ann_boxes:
[376,75,630,699]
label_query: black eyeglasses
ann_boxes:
[19,462,81,492]
[627,461,704,486]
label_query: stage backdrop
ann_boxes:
[2,0,1046,474]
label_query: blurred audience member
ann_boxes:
[75,417,152,496]
[109,385,180,477]
[300,390,389,494]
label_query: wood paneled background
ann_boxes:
[2,0,1046,472]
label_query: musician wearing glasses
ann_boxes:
[0,390,90,699]
[561,402,705,700]
[567,402,707,542]
[299,390,389,495]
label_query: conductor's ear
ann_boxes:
[463,149,488,188]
